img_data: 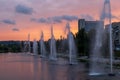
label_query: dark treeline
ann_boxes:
[0,29,120,58]
[0,41,21,53]
[0,29,92,57]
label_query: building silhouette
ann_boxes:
[105,22,120,51]
[78,19,104,32]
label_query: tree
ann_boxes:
[75,28,89,56]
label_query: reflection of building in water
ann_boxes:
[105,22,120,51]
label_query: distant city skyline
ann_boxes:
[0,0,119,41]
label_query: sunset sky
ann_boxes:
[0,0,119,41]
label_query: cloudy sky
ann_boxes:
[0,0,119,41]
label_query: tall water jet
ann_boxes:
[65,23,77,64]
[23,33,31,53]
[33,39,38,55]
[49,26,57,60]
[89,0,113,75]
[101,0,114,75]
[28,33,31,53]
[89,21,105,76]
[40,31,46,58]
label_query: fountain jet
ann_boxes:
[49,26,57,60]
[40,31,46,58]
[65,23,77,64]
[89,0,114,76]
[33,39,38,55]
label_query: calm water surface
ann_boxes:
[0,53,87,80]
[0,53,120,80]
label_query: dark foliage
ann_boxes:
[75,28,89,56]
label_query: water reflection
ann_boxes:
[0,53,88,80]
[1,53,120,80]
[48,62,57,80]
[33,56,39,80]
[67,65,76,80]
[0,53,34,80]
[40,59,46,80]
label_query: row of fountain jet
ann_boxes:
[25,23,77,65]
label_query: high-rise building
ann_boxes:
[78,19,120,51]
[78,19,104,32]
[105,22,120,51]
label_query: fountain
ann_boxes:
[28,34,31,53]
[23,34,31,53]
[40,31,46,58]
[33,39,38,55]
[89,0,114,76]
[65,23,77,65]
[49,26,57,60]
[89,20,105,76]
[102,0,114,76]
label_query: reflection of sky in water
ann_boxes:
[0,53,120,80]
[0,53,86,80]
